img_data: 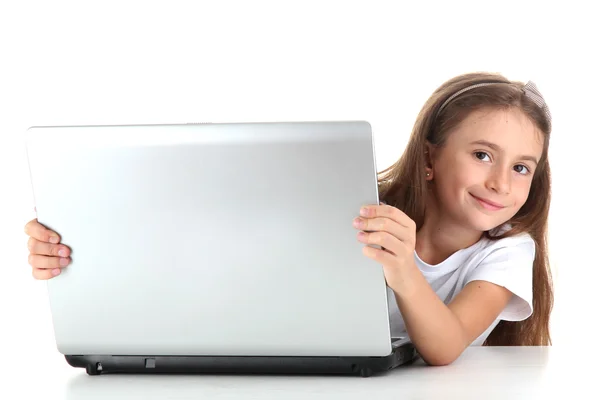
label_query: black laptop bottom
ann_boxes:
[66,341,417,378]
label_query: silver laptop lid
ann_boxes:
[25,121,392,357]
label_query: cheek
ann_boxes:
[436,171,471,202]
[434,154,482,198]
[440,167,479,193]
[511,179,533,207]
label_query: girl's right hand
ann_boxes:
[24,218,72,280]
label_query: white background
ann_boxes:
[1,0,598,398]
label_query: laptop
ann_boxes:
[25,121,417,377]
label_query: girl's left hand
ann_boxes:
[353,204,418,288]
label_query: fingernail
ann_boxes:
[49,235,59,244]
[59,258,69,266]
[51,268,61,276]
[58,249,67,257]
[360,207,369,216]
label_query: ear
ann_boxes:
[424,141,435,181]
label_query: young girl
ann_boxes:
[23,71,554,366]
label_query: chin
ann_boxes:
[469,221,496,233]
[464,212,509,233]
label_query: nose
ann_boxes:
[486,165,511,194]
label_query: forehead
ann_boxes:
[448,107,544,157]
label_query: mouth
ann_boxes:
[470,193,506,211]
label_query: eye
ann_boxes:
[474,151,491,162]
[514,164,530,175]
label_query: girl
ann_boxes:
[24,72,554,366]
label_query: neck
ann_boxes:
[415,194,483,265]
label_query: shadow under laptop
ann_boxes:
[64,372,373,400]
[64,361,428,400]
[63,347,556,399]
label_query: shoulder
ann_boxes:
[465,229,536,322]
[464,231,535,281]
[478,228,536,262]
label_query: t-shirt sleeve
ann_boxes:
[465,236,535,321]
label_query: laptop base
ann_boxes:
[66,342,417,378]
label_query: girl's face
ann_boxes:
[428,107,545,232]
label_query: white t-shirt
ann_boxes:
[387,231,536,346]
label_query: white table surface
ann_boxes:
[5,345,593,399]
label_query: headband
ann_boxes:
[435,80,552,132]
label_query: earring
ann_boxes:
[426,172,430,177]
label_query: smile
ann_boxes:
[470,194,505,211]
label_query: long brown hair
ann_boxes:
[378,72,553,346]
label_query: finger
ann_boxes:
[362,244,398,265]
[358,231,406,257]
[28,254,71,270]
[32,267,62,280]
[24,219,61,244]
[361,205,415,230]
[380,204,415,229]
[27,237,71,258]
[354,216,414,245]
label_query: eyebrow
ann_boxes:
[470,140,539,165]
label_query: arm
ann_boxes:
[391,263,513,365]
[354,204,520,366]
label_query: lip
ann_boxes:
[470,194,505,210]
